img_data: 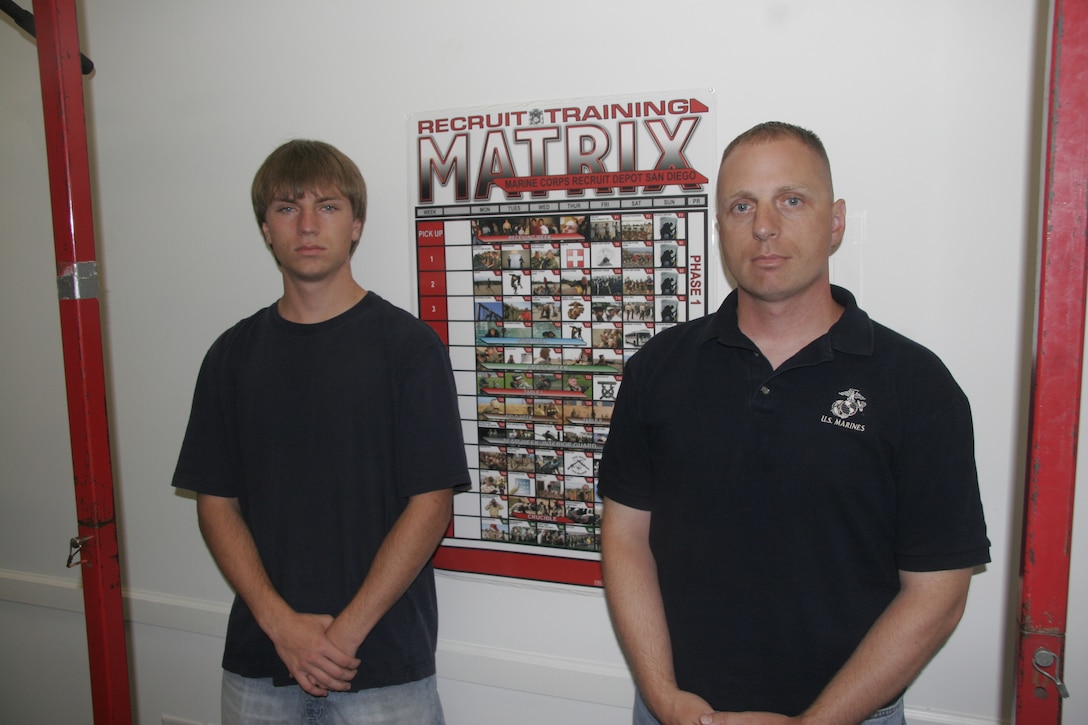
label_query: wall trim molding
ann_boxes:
[0,567,231,636]
[438,639,635,707]
[0,567,632,705]
[0,568,1005,722]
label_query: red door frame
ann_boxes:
[1016,0,1088,722]
[31,0,133,722]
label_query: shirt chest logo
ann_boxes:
[821,388,867,431]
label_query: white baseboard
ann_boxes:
[438,638,634,708]
[906,712,1005,725]
[0,567,230,636]
[0,568,1005,723]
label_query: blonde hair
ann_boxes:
[719,122,834,204]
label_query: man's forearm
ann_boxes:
[602,498,712,724]
[798,568,973,725]
[326,488,453,653]
[196,493,292,629]
[198,492,364,696]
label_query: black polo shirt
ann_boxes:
[599,285,989,715]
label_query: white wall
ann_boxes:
[1,1,1079,723]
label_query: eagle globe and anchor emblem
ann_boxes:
[831,388,867,419]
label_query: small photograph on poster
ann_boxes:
[621,241,655,268]
[590,241,621,266]
[535,476,564,500]
[472,246,502,270]
[510,519,535,543]
[658,270,680,296]
[590,324,622,352]
[537,522,563,547]
[479,471,507,495]
[623,268,654,296]
[623,324,654,348]
[482,519,508,542]
[482,496,508,519]
[508,473,533,497]
[478,446,506,471]
[589,215,620,242]
[656,214,679,240]
[560,269,592,297]
[501,246,529,270]
[658,298,685,324]
[473,271,503,296]
[503,270,527,296]
[620,215,653,241]
[531,270,560,296]
[560,215,589,237]
[565,477,597,503]
[502,297,532,325]
[591,300,622,324]
[591,268,623,296]
[507,446,535,474]
[564,500,600,526]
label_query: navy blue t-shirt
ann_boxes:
[173,292,469,689]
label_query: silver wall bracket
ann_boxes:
[1032,647,1071,698]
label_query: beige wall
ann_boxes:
[2,1,1079,723]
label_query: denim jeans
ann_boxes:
[221,670,445,725]
[632,689,905,725]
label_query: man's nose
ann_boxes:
[298,205,319,232]
[753,205,779,242]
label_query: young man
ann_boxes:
[599,122,989,725]
[173,139,469,724]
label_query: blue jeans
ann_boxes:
[632,690,905,725]
[222,671,445,725]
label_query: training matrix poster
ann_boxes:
[410,90,717,586]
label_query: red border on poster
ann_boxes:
[433,547,603,587]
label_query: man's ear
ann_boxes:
[829,198,847,255]
[350,219,364,253]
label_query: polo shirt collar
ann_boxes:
[701,285,874,357]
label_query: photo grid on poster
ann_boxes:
[411,91,717,585]
[417,202,709,584]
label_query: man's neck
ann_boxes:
[736,286,843,370]
[277,274,367,324]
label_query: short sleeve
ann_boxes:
[598,352,654,509]
[394,326,471,497]
[893,375,990,571]
[172,341,240,497]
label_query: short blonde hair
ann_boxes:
[718,122,834,206]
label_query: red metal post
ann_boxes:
[1016,0,1088,722]
[31,0,133,722]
